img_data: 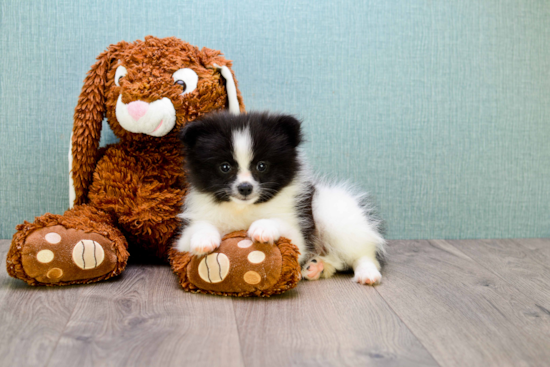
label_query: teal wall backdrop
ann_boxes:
[1,0,549,239]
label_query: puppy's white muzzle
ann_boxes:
[115,95,176,137]
[230,176,260,204]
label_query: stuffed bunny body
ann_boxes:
[6,37,245,285]
[87,138,185,258]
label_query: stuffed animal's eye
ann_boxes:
[173,68,198,96]
[174,80,187,92]
[220,162,231,173]
[256,161,268,172]
[115,65,127,87]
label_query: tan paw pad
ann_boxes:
[36,249,54,263]
[198,253,230,283]
[243,271,262,285]
[45,233,61,244]
[72,240,105,270]
[237,239,253,248]
[247,251,266,264]
[47,268,64,280]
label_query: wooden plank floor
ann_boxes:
[1,238,549,367]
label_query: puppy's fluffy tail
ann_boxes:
[311,180,386,270]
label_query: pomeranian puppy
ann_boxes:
[175,111,385,285]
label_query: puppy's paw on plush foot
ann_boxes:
[352,266,382,285]
[248,219,280,244]
[190,231,221,256]
[301,257,325,280]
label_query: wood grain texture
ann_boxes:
[512,238,550,267]
[0,240,11,304]
[446,238,550,309]
[45,262,244,367]
[3,238,550,367]
[0,240,83,367]
[232,275,438,367]
[376,239,550,367]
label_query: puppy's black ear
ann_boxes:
[276,114,303,148]
[180,121,207,149]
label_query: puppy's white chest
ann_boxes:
[184,186,302,236]
[215,202,298,234]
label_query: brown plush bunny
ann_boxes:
[6,36,245,286]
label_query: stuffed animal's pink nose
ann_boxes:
[127,101,149,120]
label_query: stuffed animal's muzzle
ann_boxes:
[115,95,176,137]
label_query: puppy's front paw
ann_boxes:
[190,230,221,256]
[353,266,382,285]
[248,219,280,244]
[302,257,324,281]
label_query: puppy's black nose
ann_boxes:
[237,182,253,196]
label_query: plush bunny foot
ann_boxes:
[8,207,129,286]
[13,225,120,284]
[170,231,302,297]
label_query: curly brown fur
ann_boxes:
[73,36,243,255]
[73,36,244,205]
[8,36,245,285]
[87,138,187,258]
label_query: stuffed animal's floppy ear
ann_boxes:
[213,64,241,114]
[69,42,126,207]
[199,47,245,114]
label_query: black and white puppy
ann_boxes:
[175,111,385,285]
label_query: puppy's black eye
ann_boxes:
[220,162,231,173]
[175,79,187,93]
[256,161,268,172]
